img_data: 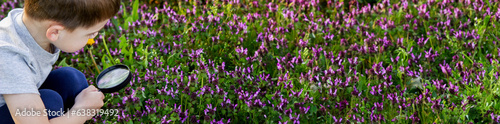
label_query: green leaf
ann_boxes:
[102,56,111,69]
[58,58,70,67]
[118,35,128,49]
[128,46,134,64]
[123,16,134,31]
[484,16,490,28]
[310,105,318,113]
[132,0,140,21]
[167,52,177,66]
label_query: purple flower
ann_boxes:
[252,99,266,108]
[210,118,231,124]
[348,57,359,66]
[373,102,383,111]
[284,80,293,89]
[351,87,360,96]
[188,48,204,61]
[289,89,303,98]
[332,116,343,124]
[409,112,420,123]
[491,113,500,122]
[417,4,430,19]
[430,98,443,113]
[370,85,382,96]
[417,36,429,47]
[324,33,335,41]
[257,41,268,56]
[370,112,385,122]
[495,72,500,80]
[432,80,446,92]
[448,81,459,95]
[235,46,248,56]
[277,38,288,49]
[407,51,422,66]
[204,104,217,115]
[179,109,189,123]
[161,115,172,124]
[312,45,323,59]
[299,106,310,114]
[467,95,476,103]
[172,104,181,113]
[463,41,477,50]
[377,17,395,30]
[439,61,452,76]
[454,8,463,18]
[391,56,400,64]
[298,39,309,48]
[289,113,300,124]
[336,100,349,111]
[405,13,414,21]
[278,121,288,124]
[455,30,464,40]
[403,24,410,31]
[424,48,439,62]
[328,88,337,97]
[189,115,199,123]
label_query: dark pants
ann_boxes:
[0,67,88,123]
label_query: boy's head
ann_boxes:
[23,0,120,52]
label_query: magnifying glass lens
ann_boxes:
[95,64,132,93]
[97,68,130,88]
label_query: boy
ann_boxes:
[0,0,120,123]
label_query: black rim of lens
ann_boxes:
[96,64,132,93]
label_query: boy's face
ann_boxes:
[50,19,108,53]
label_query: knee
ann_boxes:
[53,67,88,89]
[39,89,64,110]
[39,89,64,119]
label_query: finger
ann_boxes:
[87,85,98,91]
[88,85,96,89]
[98,101,104,107]
[100,92,105,100]
[91,91,105,100]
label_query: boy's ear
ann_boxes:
[46,25,65,42]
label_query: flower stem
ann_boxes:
[88,47,101,74]
[102,36,116,65]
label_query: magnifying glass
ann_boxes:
[95,64,132,93]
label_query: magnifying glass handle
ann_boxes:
[94,84,102,92]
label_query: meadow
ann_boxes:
[2,0,500,123]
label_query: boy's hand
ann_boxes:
[72,85,104,119]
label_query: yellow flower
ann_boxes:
[87,39,95,45]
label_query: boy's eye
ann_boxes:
[88,32,99,39]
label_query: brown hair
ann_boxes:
[24,0,120,31]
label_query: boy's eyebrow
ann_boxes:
[88,25,106,35]
[87,31,98,36]
[87,19,110,35]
